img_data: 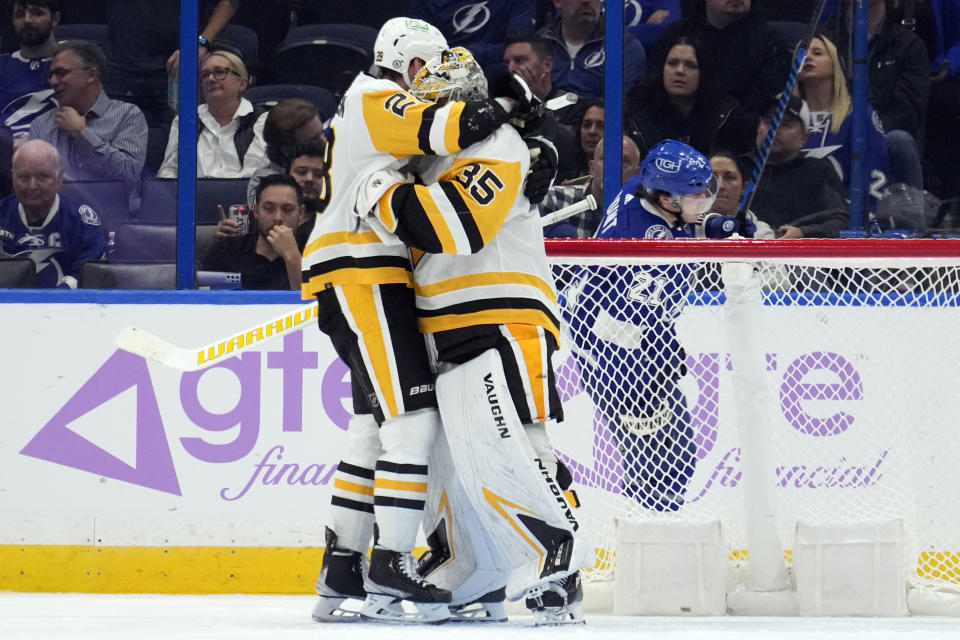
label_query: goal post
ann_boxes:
[544,238,960,616]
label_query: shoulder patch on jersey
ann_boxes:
[78,205,100,226]
[644,224,673,240]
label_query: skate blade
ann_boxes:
[361,593,450,624]
[448,601,507,623]
[531,602,585,626]
[311,595,365,623]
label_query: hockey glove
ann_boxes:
[700,213,741,239]
[523,135,558,205]
[458,98,511,149]
[739,215,757,238]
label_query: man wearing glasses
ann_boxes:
[28,40,148,197]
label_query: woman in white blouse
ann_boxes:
[157,50,269,179]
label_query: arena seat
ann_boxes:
[244,84,339,120]
[268,23,377,94]
[113,223,177,262]
[196,178,249,223]
[139,178,177,223]
[216,23,259,68]
[79,261,177,289]
[0,257,37,288]
[59,179,132,239]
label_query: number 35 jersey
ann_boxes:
[375,124,561,342]
[300,72,471,297]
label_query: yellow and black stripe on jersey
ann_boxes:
[362,89,466,157]
[375,155,524,255]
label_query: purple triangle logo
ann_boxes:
[20,349,182,496]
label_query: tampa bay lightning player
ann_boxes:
[561,139,748,511]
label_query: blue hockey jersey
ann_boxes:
[624,0,682,50]
[408,0,536,67]
[0,194,107,287]
[0,52,56,138]
[560,183,698,510]
[803,107,889,213]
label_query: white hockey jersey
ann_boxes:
[300,72,472,297]
[372,124,561,342]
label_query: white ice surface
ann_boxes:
[1,593,959,639]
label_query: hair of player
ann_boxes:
[255,173,304,207]
[263,98,319,167]
[53,40,107,82]
[13,0,62,15]
[504,33,553,61]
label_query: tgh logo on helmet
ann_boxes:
[655,158,682,173]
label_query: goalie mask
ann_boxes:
[639,139,718,221]
[410,47,488,103]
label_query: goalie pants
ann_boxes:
[316,283,439,552]
[429,323,563,425]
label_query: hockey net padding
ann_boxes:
[545,239,960,605]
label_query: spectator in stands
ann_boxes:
[541,134,641,237]
[28,41,148,196]
[287,144,327,236]
[559,98,603,182]
[245,98,326,207]
[709,148,772,237]
[537,0,647,97]
[796,35,890,212]
[824,0,929,191]
[106,0,239,129]
[747,95,849,238]
[626,33,755,161]
[226,142,326,239]
[408,0,537,68]
[0,139,106,288]
[202,173,305,290]
[501,34,579,177]
[649,0,791,116]
[1,1,61,198]
[625,0,682,51]
[157,51,268,180]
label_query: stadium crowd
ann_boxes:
[0,0,958,288]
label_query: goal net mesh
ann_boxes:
[546,240,960,595]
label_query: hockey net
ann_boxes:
[545,238,960,611]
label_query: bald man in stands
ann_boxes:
[0,139,106,287]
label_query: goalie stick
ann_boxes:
[739,0,828,217]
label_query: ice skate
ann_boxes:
[449,586,507,622]
[361,547,452,624]
[524,571,584,626]
[311,528,368,622]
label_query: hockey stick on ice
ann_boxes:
[115,303,318,371]
[540,194,598,227]
[739,0,828,218]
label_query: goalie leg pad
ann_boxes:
[435,348,586,601]
[420,426,511,613]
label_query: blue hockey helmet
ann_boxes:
[638,139,713,196]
